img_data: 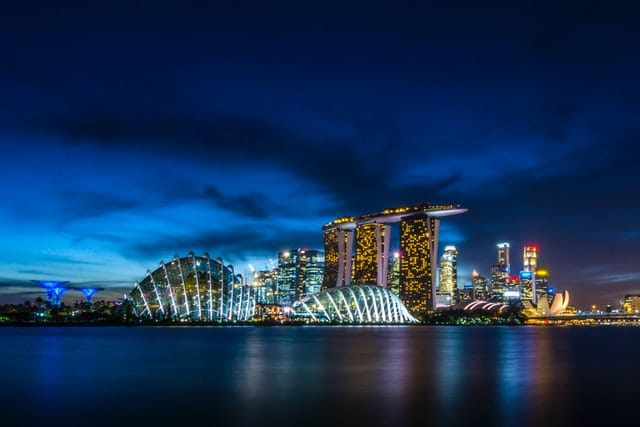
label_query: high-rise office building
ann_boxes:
[490,243,510,300]
[535,268,550,304]
[388,251,401,296]
[277,250,298,305]
[277,248,325,305]
[252,270,278,305]
[457,284,474,302]
[523,245,538,272]
[471,269,489,301]
[519,270,534,301]
[301,249,324,296]
[521,244,539,302]
[438,245,458,299]
[497,242,510,270]
[623,295,640,314]
[399,214,439,316]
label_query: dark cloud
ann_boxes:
[201,186,271,219]
[1,1,639,307]
[126,226,322,264]
[58,191,139,223]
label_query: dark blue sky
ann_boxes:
[1,1,638,308]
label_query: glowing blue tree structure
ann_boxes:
[78,288,104,304]
[33,280,70,306]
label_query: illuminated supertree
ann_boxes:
[32,280,70,307]
[78,288,104,304]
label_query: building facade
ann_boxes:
[399,214,439,316]
[129,253,255,322]
[322,204,467,316]
[523,244,538,272]
[354,223,390,286]
[623,295,640,314]
[252,270,278,305]
[490,243,511,300]
[322,227,354,290]
[438,245,458,301]
[277,248,324,305]
[471,270,489,301]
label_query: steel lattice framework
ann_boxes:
[130,252,255,322]
[291,285,418,323]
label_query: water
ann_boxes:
[0,326,637,427]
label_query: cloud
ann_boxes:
[201,186,271,219]
[125,226,322,263]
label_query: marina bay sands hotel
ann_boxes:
[322,203,467,315]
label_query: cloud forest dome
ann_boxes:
[129,252,255,322]
[291,285,418,323]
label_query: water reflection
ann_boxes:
[435,327,463,425]
[0,326,635,427]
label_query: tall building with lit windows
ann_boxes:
[399,215,439,316]
[438,246,458,298]
[322,226,354,290]
[490,243,510,300]
[523,245,538,272]
[277,248,324,305]
[623,295,640,314]
[321,203,467,315]
[277,250,298,305]
[522,245,538,303]
[471,269,489,301]
[301,249,324,296]
[354,223,390,285]
[388,251,401,296]
[497,242,510,270]
[252,270,278,305]
[535,268,550,304]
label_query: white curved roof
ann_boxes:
[291,285,418,323]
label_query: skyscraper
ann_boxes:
[497,242,510,270]
[490,243,510,300]
[387,251,401,296]
[277,248,325,305]
[252,270,278,305]
[301,249,324,296]
[322,227,354,290]
[322,203,467,315]
[399,214,439,316]
[522,244,538,302]
[471,269,489,301]
[277,250,298,305]
[535,268,550,304]
[354,223,390,285]
[523,245,538,272]
[438,245,458,299]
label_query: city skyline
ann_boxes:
[1,2,639,309]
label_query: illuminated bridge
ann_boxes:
[129,252,255,322]
[291,285,418,323]
[322,203,467,315]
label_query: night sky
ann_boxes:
[1,1,638,308]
